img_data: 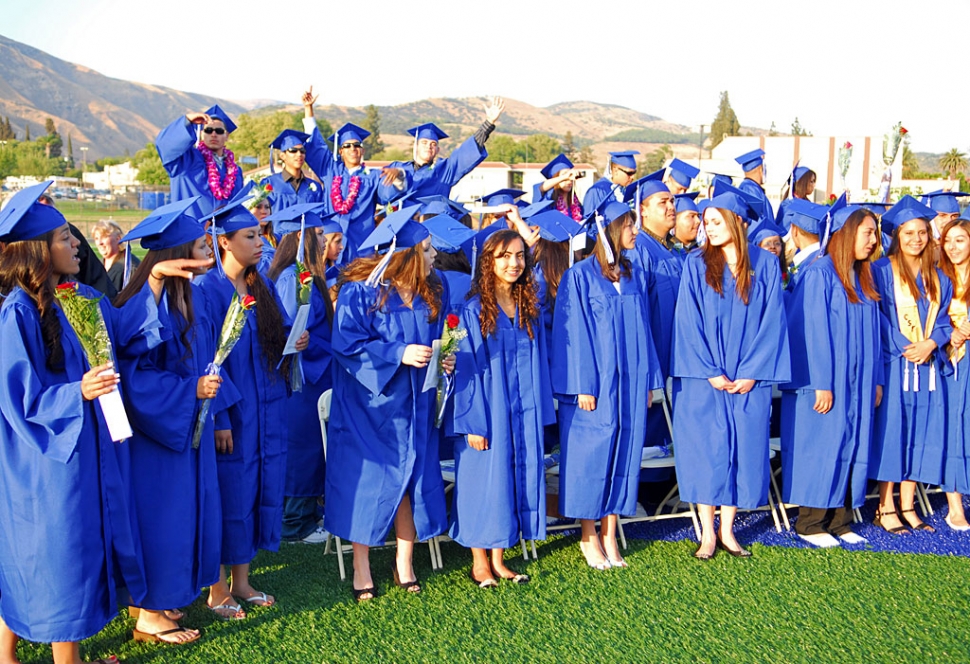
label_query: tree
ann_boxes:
[768,121,777,137]
[484,135,520,163]
[709,91,741,149]
[0,117,14,140]
[66,133,75,167]
[24,123,30,141]
[44,117,56,135]
[638,145,673,176]
[521,134,561,164]
[577,144,595,166]
[902,143,921,179]
[227,110,330,169]
[361,105,385,160]
[790,117,811,136]
[939,149,968,179]
[132,142,169,185]
[562,131,576,159]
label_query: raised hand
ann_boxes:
[484,96,505,124]
[186,112,211,125]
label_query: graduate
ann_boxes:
[386,97,505,200]
[301,89,409,263]
[0,182,202,664]
[262,129,325,209]
[671,192,701,256]
[671,189,790,560]
[532,153,585,221]
[266,203,337,544]
[870,196,952,535]
[748,217,788,282]
[196,191,309,616]
[582,151,639,215]
[735,148,775,224]
[424,213,477,310]
[473,189,526,229]
[775,165,816,231]
[115,197,233,640]
[325,206,453,602]
[935,217,970,531]
[451,229,556,587]
[155,105,243,218]
[552,201,663,570]
[663,158,700,195]
[922,190,969,239]
[780,201,883,547]
[784,199,827,291]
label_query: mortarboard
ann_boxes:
[269,129,310,152]
[541,153,575,179]
[423,214,477,253]
[477,189,526,207]
[407,124,448,142]
[881,195,937,233]
[121,197,204,251]
[334,123,370,146]
[0,181,67,243]
[417,195,469,218]
[747,218,785,245]
[785,199,828,235]
[674,192,700,215]
[709,180,762,222]
[735,148,765,172]
[529,210,583,243]
[921,190,969,215]
[608,151,639,170]
[203,105,237,134]
[667,158,700,188]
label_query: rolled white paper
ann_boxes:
[97,370,132,442]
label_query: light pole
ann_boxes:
[80,146,88,172]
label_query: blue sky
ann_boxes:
[3,0,966,153]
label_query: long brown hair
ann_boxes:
[115,241,198,361]
[782,169,817,200]
[267,230,335,327]
[532,238,569,303]
[337,244,442,322]
[468,230,540,340]
[0,231,64,370]
[702,207,753,305]
[594,212,632,282]
[939,218,970,310]
[887,218,939,303]
[826,209,880,304]
[219,230,292,378]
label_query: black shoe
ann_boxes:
[716,537,752,558]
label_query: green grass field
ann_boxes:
[13,535,970,663]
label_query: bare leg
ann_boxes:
[599,515,625,566]
[50,642,80,664]
[471,548,496,583]
[0,618,21,664]
[946,492,969,527]
[717,506,746,552]
[899,480,933,531]
[393,495,418,584]
[207,566,247,619]
[578,518,609,568]
[133,609,199,643]
[490,548,519,578]
[229,562,275,606]
[351,543,375,598]
[695,504,717,557]
[876,481,906,531]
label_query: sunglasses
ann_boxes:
[285,147,306,154]
[202,127,226,135]
[341,142,362,150]
[616,167,636,177]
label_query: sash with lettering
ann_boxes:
[890,256,940,391]
[948,272,968,379]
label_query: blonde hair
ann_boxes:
[92,219,123,241]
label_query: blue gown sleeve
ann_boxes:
[671,256,723,379]
[582,182,609,217]
[303,121,337,179]
[551,266,598,398]
[452,303,490,439]
[332,283,407,395]
[275,268,298,322]
[931,271,954,351]
[0,301,84,463]
[155,116,196,176]
[433,136,487,189]
[102,282,167,360]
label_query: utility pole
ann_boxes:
[698,125,706,163]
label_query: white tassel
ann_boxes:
[903,362,910,392]
[930,363,937,392]
[635,185,642,231]
[365,236,396,287]
[296,213,306,264]
[913,361,920,392]
[595,213,615,265]
[471,242,478,277]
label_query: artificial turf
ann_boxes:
[13,525,970,664]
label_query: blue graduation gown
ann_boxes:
[671,247,791,509]
[629,232,683,380]
[944,332,970,493]
[0,284,163,642]
[786,247,820,296]
[438,269,471,310]
[450,297,556,549]
[123,283,240,610]
[551,257,663,519]
[304,130,410,262]
[870,258,952,484]
[581,178,622,217]
[262,170,325,209]
[275,266,332,497]
[388,136,486,200]
[738,178,775,224]
[155,116,243,218]
[195,272,289,565]
[325,281,448,546]
[780,256,882,508]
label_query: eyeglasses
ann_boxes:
[341,142,362,150]
[285,147,306,154]
[202,127,226,135]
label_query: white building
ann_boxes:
[83,162,141,192]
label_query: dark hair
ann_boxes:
[532,238,569,303]
[887,217,938,303]
[939,218,970,311]
[115,240,199,362]
[702,207,753,305]
[758,236,789,283]
[468,230,540,340]
[593,212,633,282]
[0,230,63,370]
[826,209,880,304]
[782,169,817,200]
[433,250,471,275]
[267,230,334,327]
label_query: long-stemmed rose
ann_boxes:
[434,313,467,428]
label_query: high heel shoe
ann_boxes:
[579,540,612,570]
[716,536,752,558]
[900,508,935,533]
[945,513,970,532]
[873,509,910,535]
[391,563,421,594]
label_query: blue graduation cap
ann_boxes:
[203,104,237,134]
[747,218,785,246]
[478,188,525,207]
[674,192,700,215]
[460,222,508,276]
[735,148,765,172]
[881,195,937,233]
[922,190,968,215]
[529,210,583,243]
[269,129,310,151]
[583,200,632,265]
[785,199,828,235]
[708,173,733,189]
[858,201,892,215]
[264,202,330,236]
[407,123,449,141]
[518,199,553,219]
[709,180,762,221]
[208,181,257,233]
[359,204,428,286]
[697,199,713,217]
[829,204,864,236]
[608,151,639,170]
[541,153,575,179]
[423,214,477,253]
[417,195,469,218]
[0,181,67,242]
[667,159,700,188]
[121,196,204,251]
[624,169,668,203]
[334,123,370,146]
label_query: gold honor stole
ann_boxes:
[948,275,968,376]
[890,256,940,392]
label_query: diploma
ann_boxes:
[97,370,133,442]
[283,304,311,355]
[422,339,442,392]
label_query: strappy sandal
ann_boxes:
[469,570,498,589]
[874,509,911,535]
[391,563,422,593]
[901,508,935,533]
[352,586,378,602]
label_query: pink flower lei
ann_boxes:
[331,174,362,214]
[555,190,583,222]
[197,141,239,200]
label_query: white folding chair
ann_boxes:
[318,389,439,580]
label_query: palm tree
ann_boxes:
[939,148,969,179]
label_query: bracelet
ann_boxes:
[149,271,163,281]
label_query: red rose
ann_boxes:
[900,127,908,135]
[265,184,273,191]
[446,314,459,329]
[56,282,77,291]
[844,142,853,149]
[829,194,837,202]
[241,294,257,310]
[299,270,313,286]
